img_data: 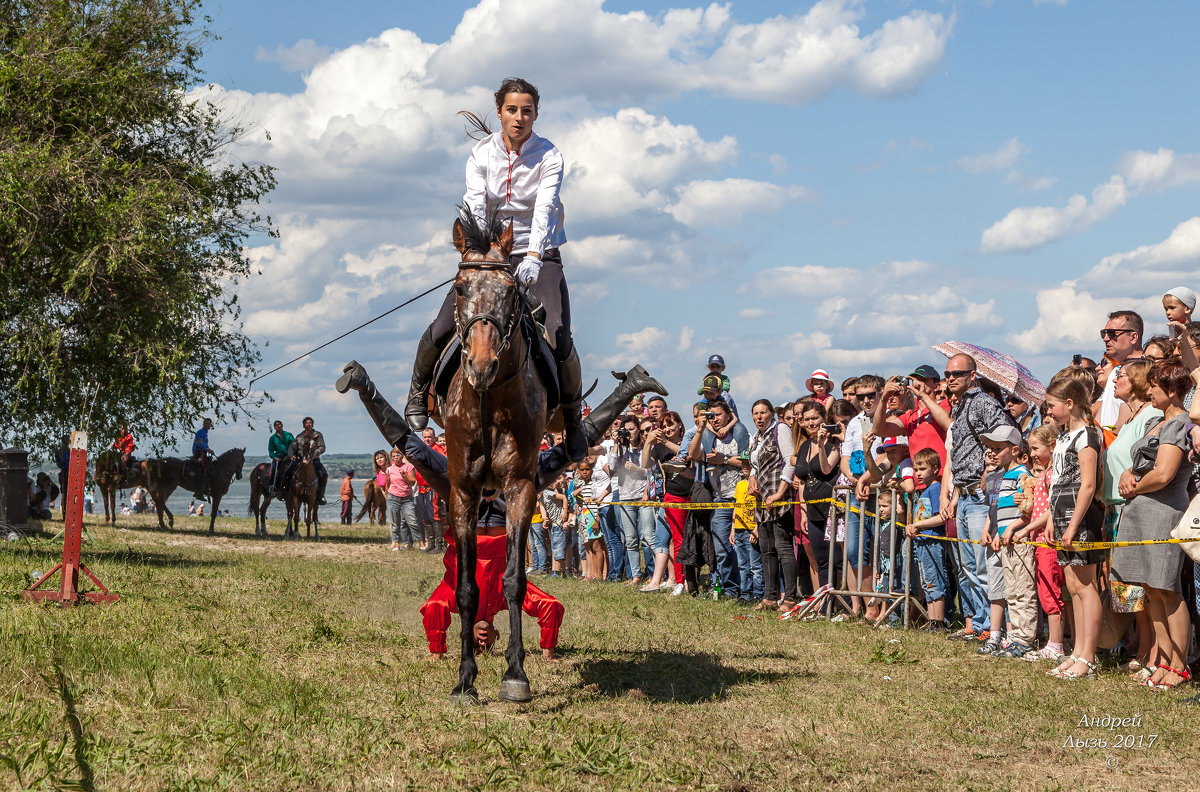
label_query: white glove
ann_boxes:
[515,255,542,285]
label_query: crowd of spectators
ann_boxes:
[518,288,1200,692]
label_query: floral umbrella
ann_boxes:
[931,341,1047,405]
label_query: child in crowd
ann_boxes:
[980,426,1035,658]
[805,369,835,411]
[1045,377,1105,681]
[699,354,732,396]
[861,435,915,495]
[974,427,1032,657]
[906,448,947,630]
[539,475,569,576]
[729,452,762,605]
[1163,286,1195,332]
[568,461,606,581]
[1009,425,1068,661]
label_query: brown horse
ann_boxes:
[285,457,320,541]
[94,450,146,525]
[439,213,550,704]
[248,461,282,537]
[353,478,387,524]
[144,448,246,533]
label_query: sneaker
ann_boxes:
[947,627,978,642]
[670,583,685,596]
[830,613,848,623]
[390,542,400,552]
[1023,645,1060,663]
[976,636,1003,655]
[996,642,1030,659]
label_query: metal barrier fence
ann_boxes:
[799,482,927,628]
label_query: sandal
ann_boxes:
[1130,665,1156,682]
[1058,657,1098,681]
[1149,665,1192,691]
[1048,655,1078,678]
[751,600,773,612]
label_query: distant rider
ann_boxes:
[267,420,294,495]
[190,418,214,501]
[286,416,329,505]
[113,425,136,476]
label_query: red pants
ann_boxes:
[420,532,564,654]
[664,492,688,584]
[1035,545,1065,615]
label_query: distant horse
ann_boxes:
[144,448,246,533]
[248,461,286,537]
[285,457,320,541]
[440,213,551,704]
[353,478,387,525]
[94,450,146,525]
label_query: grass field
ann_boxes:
[2,513,1198,791]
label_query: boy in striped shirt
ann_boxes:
[978,425,1030,656]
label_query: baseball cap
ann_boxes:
[909,364,940,381]
[645,395,666,406]
[707,354,725,368]
[980,425,1022,446]
[880,436,909,449]
[701,374,723,390]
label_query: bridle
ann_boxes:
[454,257,523,362]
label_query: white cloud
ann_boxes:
[747,264,862,297]
[1119,148,1200,191]
[956,137,1028,173]
[735,366,797,403]
[1008,283,1160,355]
[666,178,810,228]
[430,0,952,106]
[1004,171,1057,192]
[980,175,1127,254]
[589,325,696,369]
[738,308,775,320]
[256,39,332,72]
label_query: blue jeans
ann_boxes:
[638,506,657,572]
[710,502,740,592]
[615,499,652,578]
[653,508,672,555]
[550,522,576,566]
[955,491,991,631]
[599,504,625,580]
[844,492,875,571]
[529,521,549,572]
[732,530,763,600]
[387,495,419,545]
[913,534,948,601]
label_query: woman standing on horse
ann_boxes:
[404,77,586,460]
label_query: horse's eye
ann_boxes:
[454,284,465,297]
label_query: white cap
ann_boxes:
[1165,286,1197,311]
[980,425,1022,447]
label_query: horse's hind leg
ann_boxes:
[450,494,482,704]
[499,480,535,703]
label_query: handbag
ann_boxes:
[1171,493,1200,565]
[1130,435,1159,476]
[1109,579,1145,613]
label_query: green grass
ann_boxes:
[1,513,1198,790]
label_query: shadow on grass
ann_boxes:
[73,517,388,546]
[576,648,812,704]
[3,543,234,570]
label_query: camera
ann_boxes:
[615,427,631,445]
[895,376,911,387]
[822,423,840,434]
[704,411,715,419]
[1072,353,1082,366]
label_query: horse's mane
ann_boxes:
[457,205,507,256]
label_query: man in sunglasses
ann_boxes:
[1098,310,1144,431]
[938,353,1010,644]
[872,364,952,468]
[1005,393,1042,440]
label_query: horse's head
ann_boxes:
[452,212,516,392]
[220,447,246,479]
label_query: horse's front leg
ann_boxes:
[499,476,536,703]
[450,486,481,704]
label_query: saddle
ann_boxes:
[433,311,560,409]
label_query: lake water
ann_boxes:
[84,477,377,523]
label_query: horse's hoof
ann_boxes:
[498,679,532,703]
[450,688,480,706]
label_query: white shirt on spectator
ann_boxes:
[841,412,884,476]
[608,444,648,500]
[590,441,614,505]
[1099,368,1124,429]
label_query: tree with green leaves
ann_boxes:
[0,0,275,455]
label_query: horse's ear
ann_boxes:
[452,218,468,254]
[499,221,513,260]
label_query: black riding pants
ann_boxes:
[429,252,573,361]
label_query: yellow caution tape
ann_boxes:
[912,533,1200,551]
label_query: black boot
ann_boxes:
[337,360,412,448]
[317,471,328,505]
[581,364,669,447]
[404,329,440,431]
[557,346,589,462]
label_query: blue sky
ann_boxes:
[190,0,1200,456]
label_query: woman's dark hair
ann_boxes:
[1148,357,1191,399]
[793,397,825,443]
[663,411,684,428]
[372,450,388,473]
[495,77,540,110]
[831,399,857,422]
[752,398,774,414]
